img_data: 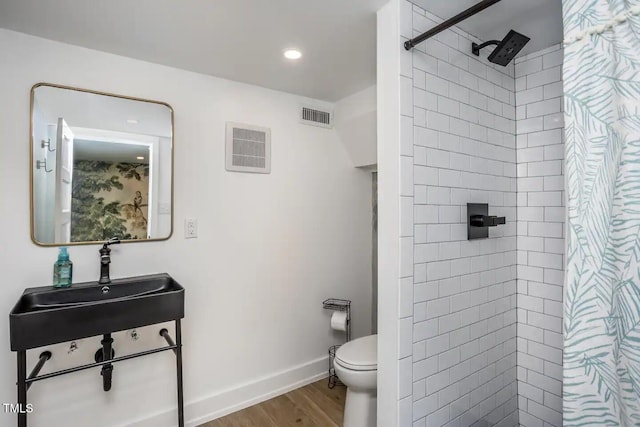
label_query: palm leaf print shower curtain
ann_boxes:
[563,1,640,425]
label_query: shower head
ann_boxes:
[472,30,530,66]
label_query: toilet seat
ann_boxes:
[335,335,377,371]
[334,334,377,427]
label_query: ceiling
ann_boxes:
[0,0,387,102]
[0,1,562,102]
[75,139,150,164]
[414,0,563,58]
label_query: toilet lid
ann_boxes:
[335,335,377,371]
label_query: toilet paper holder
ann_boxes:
[323,298,351,341]
[323,298,351,389]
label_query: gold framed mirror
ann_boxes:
[30,83,174,246]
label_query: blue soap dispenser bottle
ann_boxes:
[53,247,73,288]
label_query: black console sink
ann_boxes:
[10,273,184,351]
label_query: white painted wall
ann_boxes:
[0,29,372,427]
[335,85,377,168]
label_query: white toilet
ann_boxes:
[334,334,377,427]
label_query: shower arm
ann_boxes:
[404,0,502,51]
[472,40,500,56]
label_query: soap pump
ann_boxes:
[53,247,73,288]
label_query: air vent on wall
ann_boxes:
[225,122,271,174]
[300,105,333,128]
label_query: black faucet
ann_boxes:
[98,237,121,284]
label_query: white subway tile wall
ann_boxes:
[514,44,564,427]
[399,2,519,426]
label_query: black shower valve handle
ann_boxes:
[470,215,506,227]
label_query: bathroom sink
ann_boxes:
[20,276,178,309]
[10,273,184,351]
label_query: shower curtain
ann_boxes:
[563,1,640,425]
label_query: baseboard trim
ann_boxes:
[127,355,329,427]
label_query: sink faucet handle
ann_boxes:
[105,237,121,246]
[100,237,120,262]
[101,237,121,253]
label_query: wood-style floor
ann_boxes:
[201,379,346,427]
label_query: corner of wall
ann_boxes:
[376,0,403,425]
[334,85,378,168]
[514,43,564,427]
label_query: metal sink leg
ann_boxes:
[160,321,184,427]
[176,319,184,427]
[17,350,26,427]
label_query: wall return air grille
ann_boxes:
[300,106,333,128]
[225,122,271,174]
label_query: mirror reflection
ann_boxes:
[31,84,173,246]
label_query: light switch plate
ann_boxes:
[185,218,198,239]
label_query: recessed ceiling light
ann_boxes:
[283,49,302,60]
[136,156,145,160]
[127,119,139,124]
